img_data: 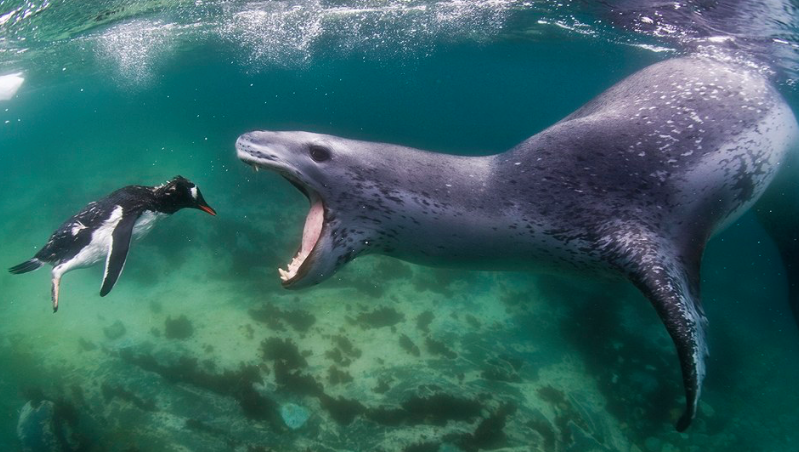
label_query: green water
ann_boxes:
[2,1,799,451]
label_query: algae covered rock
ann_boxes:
[280,402,311,430]
[17,399,84,452]
[17,400,58,452]
[103,320,126,340]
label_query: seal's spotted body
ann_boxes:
[236,57,798,431]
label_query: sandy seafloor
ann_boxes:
[2,7,799,452]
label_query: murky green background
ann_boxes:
[2,1,799,451]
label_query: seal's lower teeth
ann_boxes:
[279,255,303,282]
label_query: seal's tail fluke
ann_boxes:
[9,258,42,274]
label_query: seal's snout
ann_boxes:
[236,131,297,168]
[237,131,276,147]
[236,132,270,166]
[236,131,295,176]
[235,132,257,156]
[236,131,280,154]
[235,134,251,158]
[236,132,254,145]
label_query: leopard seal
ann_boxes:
[235,56,799,431]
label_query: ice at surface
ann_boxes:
[0,71,23,100]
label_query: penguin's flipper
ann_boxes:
[608,227,708,431]
[100,213,137,297]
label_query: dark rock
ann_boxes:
[373,377,393,394]
[399,334,420,356]
[328,366,353,385]
[273,361,322,396]
[448,402,517,451]
[356,306,405,328]
[77,338,96,351]
[332,335,361,358]
[325,348,349,366]
[425,337,457,359]
[403,442,440,452]
[416,311,434,333]
[537,385,566,405]
[319,394,366,425]
[401,394,482,426]
[527,415,556,451]
[17,400,58,452]
[249,303,316,332]
[118,349,279,425]
[465,314,481,329]
[164,315,194,340]
[103,320,127,340]
[17,396,88,452]
[260,338,307,369]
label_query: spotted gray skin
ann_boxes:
[236,57,798,431]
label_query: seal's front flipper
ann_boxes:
[100,213,136,297]
[611,231,709,432]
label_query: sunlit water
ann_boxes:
[2,1,799,451]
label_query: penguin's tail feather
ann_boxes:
[9,258,43,274]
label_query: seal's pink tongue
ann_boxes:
[301,199,324,256]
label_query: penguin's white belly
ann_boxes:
[56,207,124,274]
[54,209,164,275]
[132,210,166,239]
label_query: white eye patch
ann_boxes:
[190,186,198,200]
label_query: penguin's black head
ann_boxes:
[159,175,217,215]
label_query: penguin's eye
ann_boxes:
[309,145,331,162]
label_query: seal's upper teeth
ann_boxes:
[252,165,260,172]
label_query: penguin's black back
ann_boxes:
[34,185,158,265]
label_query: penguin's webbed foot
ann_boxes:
[51,276,61,313]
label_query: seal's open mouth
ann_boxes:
[236,131,330,288]
[280,178,325,285]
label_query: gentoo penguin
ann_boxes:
[8,175,216,312]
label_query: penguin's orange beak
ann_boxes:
[199,204,217,216]
[194,189,216,216]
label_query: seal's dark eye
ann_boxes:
[309,145,331,162]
